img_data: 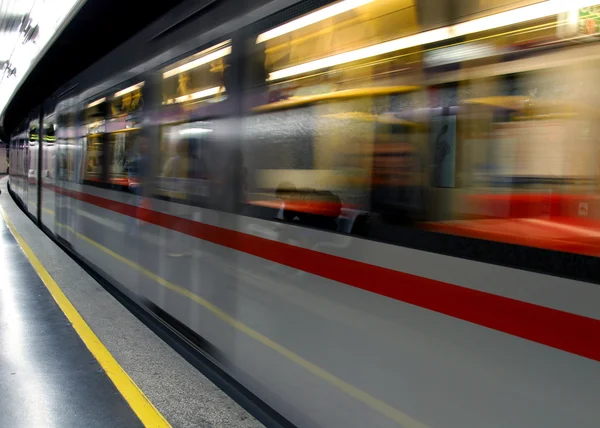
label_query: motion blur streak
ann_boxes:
[8,0,600,427]
[53,220,426,428]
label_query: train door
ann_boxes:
[55,101,79,246]
[55,126,68,243]
[16,136,24,201]
[22,129,29,211]
[27,119,40,220]
[11,136,18,198]
[81,97,107,186]
[41,113,57,235]
[0,142,7,174]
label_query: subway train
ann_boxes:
[8,0,600,427]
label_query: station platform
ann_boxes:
[0,203,145,427]
[0,177,264,428]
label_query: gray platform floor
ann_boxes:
[0,211,145,427]
[0,177,263,428]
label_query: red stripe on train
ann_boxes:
[51,184,600,362]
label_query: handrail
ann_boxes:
[252,85,419,113]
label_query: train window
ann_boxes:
[106,130,140,187]
[161,40,231,106]
[28,124,39,142]
[155,121,213,205]
[431,67,600,227]
[244,0,426,232]
[82,97,107,184]
[106,82,145,188]
[43,122,56,144]
[41,120,56,182]
[241,0,600,265]
[83,134,104,182]
[56,108,78,182]
[25,120,40,203]
[423,59,600,258]
[253,0,421,106]
[110,82,144,117]
[242,98,427,233]
[83,97,107,124]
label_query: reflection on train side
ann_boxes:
[156,122,213,204]
[241,1,600,256]
[10,2,600,427]
[16,0,600,259]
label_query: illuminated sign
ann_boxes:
[579,5,600,35]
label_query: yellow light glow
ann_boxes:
[165,86,222,105]
[179,128,213,135]
[452,0,571,36]
[162,43,232,79]
[256,0,374,44]
[267,0,596,81]
[114,82,144,98]
[252,85,418,112]
[87,97,106,108]
[268,27,450,81]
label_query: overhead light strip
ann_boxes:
[166,86,222,104]
[179,128,213,135]
[268,27,450,80]
[267,0,595,81]
[87,97,106,108]
[114,82,144,98]
[256,0,374,43]
[163,43,232,79]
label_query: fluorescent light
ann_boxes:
[0,0,85,117]
[256,0,374,44]
[179,128,213,135]
[87,97,106,108]
[166,86,222,104]
[268,28,450,80]
[452,0,574,36]
[267,0,596,81]
[114,81,144,98]
[163,45,232,79]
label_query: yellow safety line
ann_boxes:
[59,222,427,428]
[0,206,171,428]
[23,204,426,427]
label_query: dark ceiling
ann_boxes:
[0,0,187,139]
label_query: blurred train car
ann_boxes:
[8,1,600,427]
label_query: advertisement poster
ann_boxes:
[579,5,600,35]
